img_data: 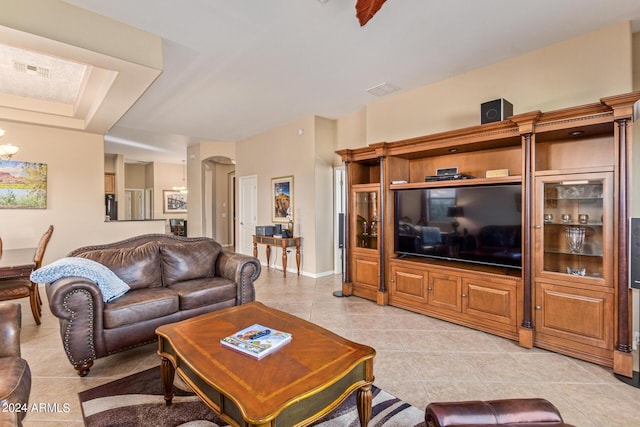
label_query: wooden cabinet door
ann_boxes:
[389,263,429,307]
[535,282,613,350]
[428,272,462,313]
[104,173,115,194]
[352,253,379,300]
[349,183,380,302]
[462,277,517,326]
[534,172,613,288]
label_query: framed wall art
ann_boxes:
[163,190,187,213]
[0,160,47,209]
[271,175,293,223]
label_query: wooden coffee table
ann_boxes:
[156,301,376,426]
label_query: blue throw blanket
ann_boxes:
[31,257,130,303]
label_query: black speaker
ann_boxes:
[481,98,513,124]
[630,217,640,289]
[338,213,345,248]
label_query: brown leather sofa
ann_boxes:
[0,302,31,427]
[45,234,261,376]
[425,398,576,426]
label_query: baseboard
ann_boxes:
[257,260,338,279]
[304,270,336,279]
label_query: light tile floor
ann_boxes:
[15,269,640,426]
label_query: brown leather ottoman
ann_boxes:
[0,303,32,427]
[425,398,576,426]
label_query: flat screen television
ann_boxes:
[394,184,522,269]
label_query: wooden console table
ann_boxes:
[253,235,301,277]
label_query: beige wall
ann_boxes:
[336,108,367,163]
[0,121,163,264]
[213,163,235,246]
[187,141,236,238]
[363,22,633,145]
[124,163,146,189]
[235,22,638,276]
[1,21,638,279]
[314,117,338,274]
[236,115,337,276]
[634,31,640,91]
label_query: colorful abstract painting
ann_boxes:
[0,160,47,209]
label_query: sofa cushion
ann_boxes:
[103,287,179,329]
[77,242,162,290]
[168,277,236,310]
[160,240,221,285]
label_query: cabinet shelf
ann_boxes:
[543,249,603,257]
[390,175,521,190]
[543,222,602,227]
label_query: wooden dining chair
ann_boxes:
[0,225,54,325]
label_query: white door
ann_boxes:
[238,175,257,255]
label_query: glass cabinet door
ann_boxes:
[537,173,611,283]
[354,188,378,250]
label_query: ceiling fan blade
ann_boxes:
[355,0,388,26]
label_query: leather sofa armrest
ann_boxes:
[46,277,106,368]
[215,250,261,304]
[489,398,565,424]
[425,398,570,427]
[0,302,21,358]
[426,401,496,426]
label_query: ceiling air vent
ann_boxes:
[366,82,398,96]
[13,61,51,78]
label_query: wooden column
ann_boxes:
[614,117,632,374]
[600,92,640,377]
[377,156,387,305]
[342,161,352,295]
[510,110,541,349]
[521,133,534,330]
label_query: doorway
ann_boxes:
[202,156,235,245]
[124,188,147,220]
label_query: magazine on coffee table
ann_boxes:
[220,323,292,359]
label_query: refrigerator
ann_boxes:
[105,194,118,221]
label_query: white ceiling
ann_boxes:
[28,1,640,162]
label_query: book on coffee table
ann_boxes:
[220,323,292,359]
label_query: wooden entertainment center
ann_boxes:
[337,92,640,378]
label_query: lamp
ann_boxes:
[0,128,19,160]
[447,206,464,234]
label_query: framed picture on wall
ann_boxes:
[163,190,187,213]
[0,160,47,209]
[271,175,293,223]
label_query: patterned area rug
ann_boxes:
[79,366,425,427]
